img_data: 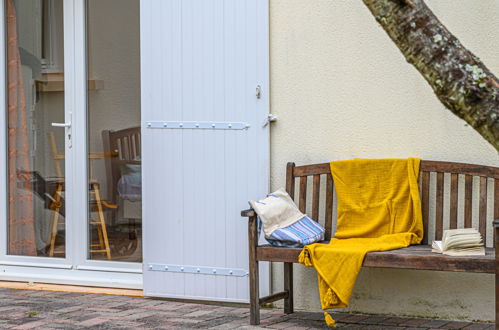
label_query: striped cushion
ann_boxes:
[259,216,325,248]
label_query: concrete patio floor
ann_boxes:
[0,287,494,329]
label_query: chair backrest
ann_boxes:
[285,160,499,246]
[102,126,141,204]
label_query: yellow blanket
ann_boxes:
[298,158,423,326]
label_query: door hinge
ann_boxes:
[147,264,248,277]
[145,121,250,130]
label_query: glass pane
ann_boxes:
[87,0,141,262]
[7,0,66,257]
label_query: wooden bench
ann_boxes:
[241,160,499,326]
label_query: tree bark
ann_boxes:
[362,0,499,152]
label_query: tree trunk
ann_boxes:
[362,0,499,152]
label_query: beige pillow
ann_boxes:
[249,188,305,237]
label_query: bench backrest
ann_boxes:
[285,160,499,246]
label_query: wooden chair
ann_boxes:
[101,126,141,206]
[47,131,112,260]
[102,127,141,238]
[242,160,499,326]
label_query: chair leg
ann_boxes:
[129,219,137,240]
[49,184,63,257]
[248,215,260,325]
[284,262,294,314]
[97,225,105,249]
[93,184,112,260]
[49,211,59,257]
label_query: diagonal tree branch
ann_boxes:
[362,0,499,151]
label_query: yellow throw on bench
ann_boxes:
[298,158,423,327]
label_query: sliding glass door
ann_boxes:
[5,0,68,260]
[86,0,142,263]
[0,0,142,284]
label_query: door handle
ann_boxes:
[52,111,72,128]
[51,122,71,128]
[51,112,72,148]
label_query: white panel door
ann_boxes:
[141,0,269,302]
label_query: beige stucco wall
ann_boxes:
[269,0,499,322]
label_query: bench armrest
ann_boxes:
[241,208,256,217]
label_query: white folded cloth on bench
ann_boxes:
[249,188,305,237]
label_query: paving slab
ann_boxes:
[0,287,493,329]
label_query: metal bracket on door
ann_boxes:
[262,114,278,128]
[256,85,262,99]
[147,263,249,277]
[146,121,250,130]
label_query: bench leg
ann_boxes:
[495,222,499,329]
[284,262,294,314]
[248,216,260,325]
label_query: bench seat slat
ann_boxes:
[464,175,473,228]
[312,175,320,220]
[495,179,499,246]
[449,173,458,229]
[299,177,307,213]
[479,177,487,240]
[421,172,430,244]
[495,179,499,220]
[435,172,444,240]
[256,244,494,274]
[325,175,333,239]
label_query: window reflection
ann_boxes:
[7,0,66,258]
[87,0,142,262]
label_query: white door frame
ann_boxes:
[0,0,142,288]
